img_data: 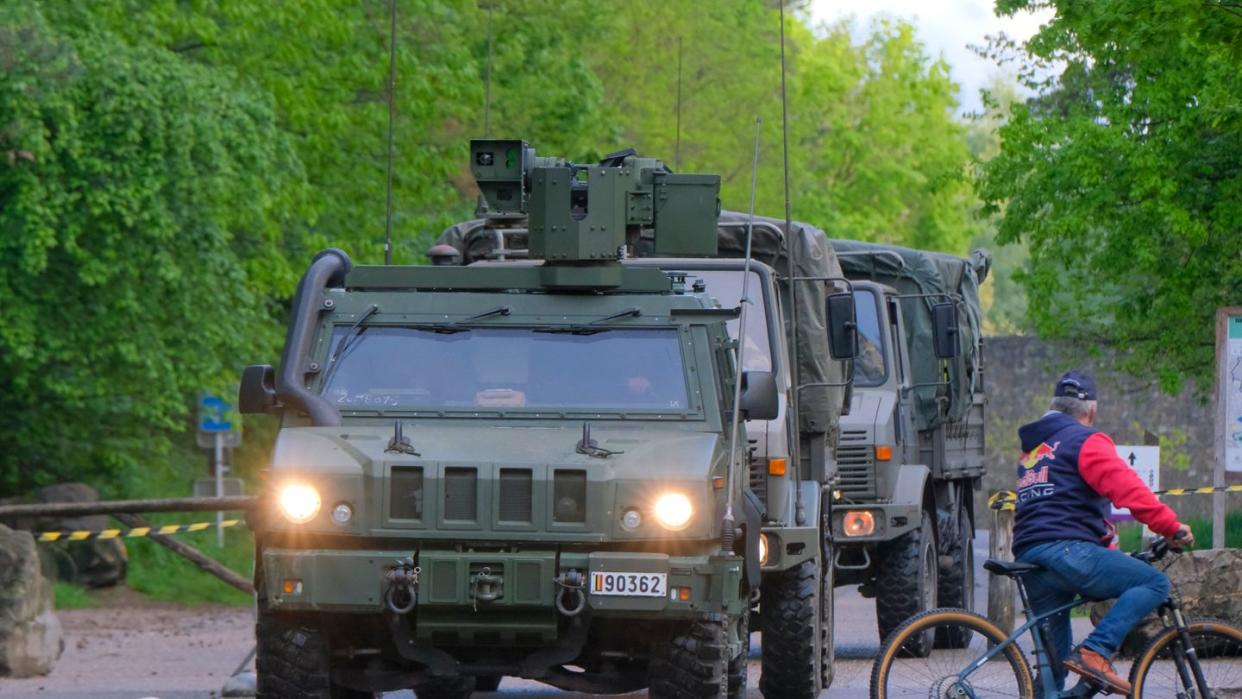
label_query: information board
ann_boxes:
[1110,445,1160,520]
[1226,315,1242,472]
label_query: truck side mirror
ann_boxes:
[932,302,959,359]
[739,370,778,421]
[239,364,278,414]
[826,293,857,360]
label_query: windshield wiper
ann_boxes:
[534,307,642,335]
[320,304,379,387]
[410,305,511,334]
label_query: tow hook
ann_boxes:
[385,556,419,615]
[554,570,586,617]
[469,566,503,612]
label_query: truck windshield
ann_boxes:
[854,289,887,386]
[686,270,772,372]
[320,327,690,412]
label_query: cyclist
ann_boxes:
[1013,370,1194,696]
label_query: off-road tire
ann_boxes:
[255,613,374,699]
[874,510,937,657]
[759,559,823,698]
[411,676,476,699]
[820,545,835,689]
[649,618,742,698]
[935,500,974,648]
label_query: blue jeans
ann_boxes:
[1017,539,1169,690]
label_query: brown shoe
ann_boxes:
[1063,646,1132,695]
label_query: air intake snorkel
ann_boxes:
[275,248,352,427]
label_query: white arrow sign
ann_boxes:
[1110,445,1160,520]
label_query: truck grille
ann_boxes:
[498,468,533,523]
[390,466,424,520]
[552,470,587,524]
[837,430,875,498]
[749,460,767,505]
[444,467,478,521]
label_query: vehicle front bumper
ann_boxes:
[261,546,746,621]
[831,501,922,544]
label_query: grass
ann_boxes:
[1116,509,1242,551]
[53,581,96,609]
[121,512,255,605]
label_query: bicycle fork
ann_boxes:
[1165,604,1213,699]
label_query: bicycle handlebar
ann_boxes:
[1131,529,1190,564]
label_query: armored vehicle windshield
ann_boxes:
[319,326,691,413]
[853,288,887,386]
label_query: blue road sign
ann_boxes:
[199,395,233,433]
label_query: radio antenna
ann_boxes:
[383,0,397,265]
[483,2,494,137]
[722,116,763,555]
[674,36,683,170]
[778,0,805,526]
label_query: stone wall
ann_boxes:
[980,336,1227,522]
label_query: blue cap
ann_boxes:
[1054,370,1097,401]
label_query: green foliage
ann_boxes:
[0,5,305,493]
[124,522,253,605]
[1116,509,1242,551]
[979,0,1242,392]
[53,581,96,609]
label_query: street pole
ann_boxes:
[214,432,225,547]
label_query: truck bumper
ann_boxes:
[261,546,746,623]
[832,501,922,544]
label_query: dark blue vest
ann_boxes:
[1013,411,1111,556]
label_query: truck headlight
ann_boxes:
[277,483,321,524]
[653,492,693,530]
[759,533,770,565]
[842,510,876,537]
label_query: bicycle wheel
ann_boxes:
[1129,617,1242,699]
[871,608,1034,699]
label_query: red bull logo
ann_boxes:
[1020,441,1059,470]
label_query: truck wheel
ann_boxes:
[411,676,476,699]
[820,547,835,689]
[874,510,937,657]
[935,501,975,648]
[255,613,375,699]
[649,617,743,698]
[759,559,827,698]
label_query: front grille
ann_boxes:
[390,466,424,519]
[749,459,767,505]
[837,430,875,498]
[444,467,478,521]
[498,468,533,523]
[552,470,587,524]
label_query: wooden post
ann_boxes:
[0,496,255,519]
[112,512,254,595]
[987,492,1016,634]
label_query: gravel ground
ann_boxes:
[5,531,1097,699]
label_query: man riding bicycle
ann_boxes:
[1014,370,1194,695]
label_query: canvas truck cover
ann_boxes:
[830,239,990,431]
[433,213,850,435]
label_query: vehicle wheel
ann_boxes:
[474,674,502,692]
[870,607,1033,699]
[411,676,476,699]
[935,500,974,649]
[759,559,826,698]
[874,510,937,657]
[1128,617,1242,699]
[649,618,737,698]
[821,544,835,689]
[255,613,375,699]
[728,606,749,697]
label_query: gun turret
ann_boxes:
[470,139,721,262]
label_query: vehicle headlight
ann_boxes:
[277,483,321,524]
[652,492,693,530]
[759,533,770,565]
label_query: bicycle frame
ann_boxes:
[956,595,1088,698]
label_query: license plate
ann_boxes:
[590,571,667,597]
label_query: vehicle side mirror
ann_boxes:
[739,370,779,421]
[239,364,278,414]
[826,293,857,360]
[932,302,959,359]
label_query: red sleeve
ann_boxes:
[1078,433,1181,538]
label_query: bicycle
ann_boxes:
[870,536,1242,698]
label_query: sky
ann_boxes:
[808,0,1054,114]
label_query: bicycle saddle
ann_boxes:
[983,559,1043,577]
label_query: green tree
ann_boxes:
[979,0,1242,391]
[0,6,306,492]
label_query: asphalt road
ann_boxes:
[5,529,1095,699]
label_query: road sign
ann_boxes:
[199,395,234,433]
[1110,445,1159,520]
[193,478,245,498]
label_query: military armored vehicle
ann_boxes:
[238,140,841,698]
[826,240,990,653]
[436,204,857,695]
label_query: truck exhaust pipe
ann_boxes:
[276,248,351,427]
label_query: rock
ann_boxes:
[221,670,257,697]
[0,524,64,677]
[0,483,128,588]
[1091,548,1242,657]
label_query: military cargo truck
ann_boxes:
[238,140,836,698]
[436,208,856,697]
[826,240,990,653]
